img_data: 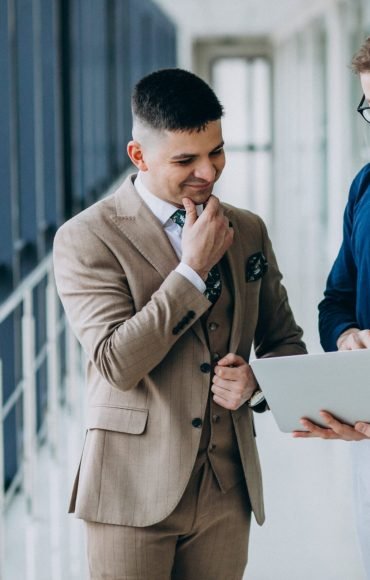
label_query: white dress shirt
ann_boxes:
[134,172,206,293]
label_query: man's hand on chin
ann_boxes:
[181,195,234,281]
[211,353,257,411]
[292,411,370,441]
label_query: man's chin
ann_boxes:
[184,188,213,204]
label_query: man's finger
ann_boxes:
[355,422,370,437]
[293,418,338,439]
[359,331,370,348]
[202,195,219,216]
[320,411,362,439]
[214,365,240,380]
[211,378,232,392]
[182,197,198,226]
[319,411,342,429]
[212,394,236,411]
[217,353,244,367]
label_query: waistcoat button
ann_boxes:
[192,418,203,428]
[200,363,211,373]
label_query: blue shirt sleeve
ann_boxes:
[318,172,362,352]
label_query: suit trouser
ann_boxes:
[85,458,251,580]
[351,440,370,580]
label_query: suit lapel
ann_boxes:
[222,206,245,353]
[110,175,179,279]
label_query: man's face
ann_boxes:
[360,71,370,103]
[128,120,225,207]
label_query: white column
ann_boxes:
[325,1,352,263]
[22,290,37,580]
[46,274,62,580]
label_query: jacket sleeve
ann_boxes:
[254,217,307,358]
[53,218,211,392]
[318,184,359,352]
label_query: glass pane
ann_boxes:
[212,56,272,221]
[3,405,18,491]
[215,151,249,208]
[33,277,47,356]
[251,58,271,146]
[212,58,249,147]
[36,358,48,434]
[0,312,16,404]
[251,151,272,220]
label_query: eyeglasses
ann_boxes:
[357,95,370,123]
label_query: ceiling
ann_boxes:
[153,0,330,39]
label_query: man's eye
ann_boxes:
[176,159,192,165]
[211,148,224,156]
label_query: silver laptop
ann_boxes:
[250,349,370,433]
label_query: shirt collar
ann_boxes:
[134,172,203,226]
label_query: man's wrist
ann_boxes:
[175,262,206,293]
[181,257,208,281]
[248,388,267,413]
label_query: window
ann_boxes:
[212,57,272,222]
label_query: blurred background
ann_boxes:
[1,0,370,578]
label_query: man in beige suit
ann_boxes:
[53,68,306,580]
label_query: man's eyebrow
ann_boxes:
[170,141,224,160]
[212,141,224,151]
[170,152,197,160]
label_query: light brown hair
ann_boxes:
[352,37,370,74]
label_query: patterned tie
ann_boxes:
[171,209,222,305]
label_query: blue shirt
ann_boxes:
[319,163,370,351]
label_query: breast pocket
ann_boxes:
[87,405,149,434]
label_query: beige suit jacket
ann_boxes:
[53,174,306,527]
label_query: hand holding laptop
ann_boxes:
[337,327,370,350]
[293,327,370,441]
[250,347,370,435]
[293,411,370,441]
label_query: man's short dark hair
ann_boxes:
[132,68,224,132]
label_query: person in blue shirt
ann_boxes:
[294,37,370,578]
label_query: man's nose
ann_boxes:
[193,160,217,182]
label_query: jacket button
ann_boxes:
[212,352,220,362]
[192,418,203,428]
[200,363,211,373]
[188,310,195,319]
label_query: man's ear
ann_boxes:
[127,141,148,170]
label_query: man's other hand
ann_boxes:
[211,353,257,411]
[292,411,370,441]
[337,328,370,350]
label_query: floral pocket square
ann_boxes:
[246,252,268,282]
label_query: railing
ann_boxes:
[0,255,86,580]
[0,172,128,580]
